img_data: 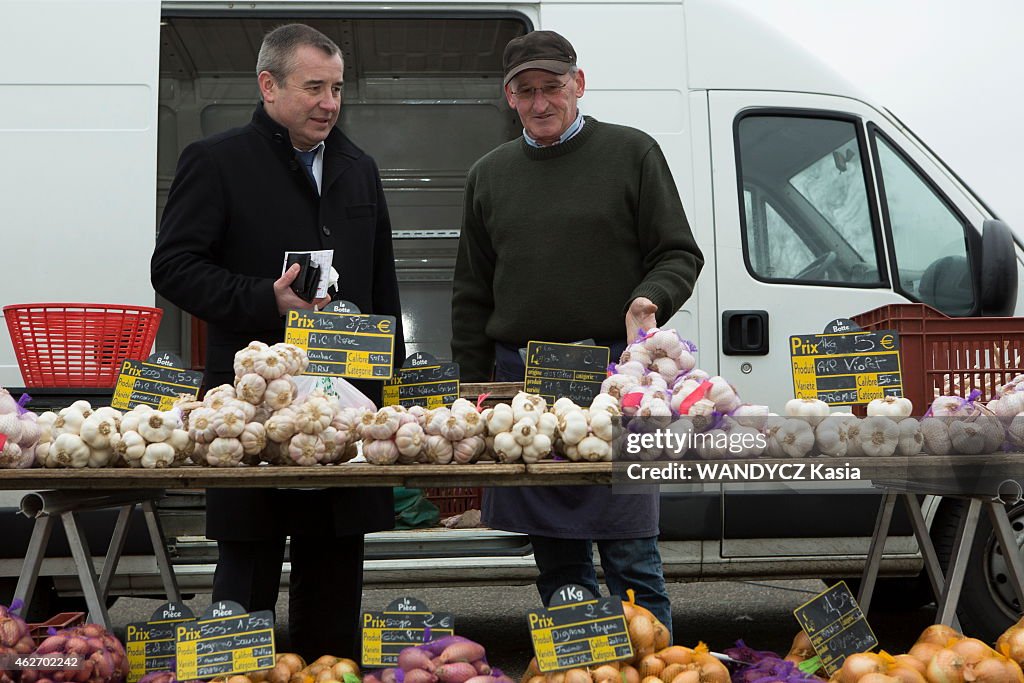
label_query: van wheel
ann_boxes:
[931,498,1024,640]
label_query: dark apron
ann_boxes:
[481,341,659,539]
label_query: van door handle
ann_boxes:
[722,310,769,355]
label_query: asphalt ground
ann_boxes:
[109,579,936,679]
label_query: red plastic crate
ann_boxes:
[423,487,483,517]
[27,612,86,645]
[851,303,1024,411]
[3,303,163,388]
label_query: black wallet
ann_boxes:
[286,253,322,302]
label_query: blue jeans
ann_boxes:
[530,535,673,640]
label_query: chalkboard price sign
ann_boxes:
[175,601,275,680]
[524,342,610,405]
[283,301,396,381]
[112,353,203,411]
[528,584,633,672]
[361,597,455,667]
[793,582,877,675]
[126,602,196,682]
[790,319,903,406]
[383,353,461,409]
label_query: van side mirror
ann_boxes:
[980,219,1018,316]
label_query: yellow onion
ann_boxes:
[662,664,688,681]
[887,666,927,683]
[836,653,887,683]
[893,655,927,676]
[927,648,967,683]
[591,665,620,683]
[621,665,641,683]
[630,615,656,655]
[859,675,901,683]
[997,622,1024,669]
[952,638,997,667]
[970,657,1024,683]
[786,630,817,665]
[640,677,663,683]
[909,642,943,667]
[638,654,666,679]
[918,625,964,646]
[671,672,701,683]
[659,647,695,666]
[563,669,590,683]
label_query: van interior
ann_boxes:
[155,14,529,367]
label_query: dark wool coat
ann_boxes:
[152,103,403,541]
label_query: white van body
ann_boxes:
[2,0,1021,638]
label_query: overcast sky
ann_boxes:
[742,0,1024,234]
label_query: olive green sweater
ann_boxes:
[451,117,704,381]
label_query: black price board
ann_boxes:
[112,352,203,411]
[528,584,632,672]
[126,602,196,683]
[175,601,275,680]
[524,342,610,405]
[793,581,877,676]
[383,353,460,409]
[361,597,454,667]
[283,300,396,380]
[790,318,903,406]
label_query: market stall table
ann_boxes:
[858,457,1024,630]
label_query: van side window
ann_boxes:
[737,115,883,285]
[872,134,975,315]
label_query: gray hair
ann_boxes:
[256,23,342,82]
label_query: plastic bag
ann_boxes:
[293,375,377,411]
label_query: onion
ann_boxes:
[969,657,1024,683]
[918,625,963,646]
[591,666,621,683]
[952,638,996,666]
[563,669,590,683]
[910,642,943,666]
[860,675,901,683]
[638,654,665,679]
[997,624,1024,669]
[659,646,695,666]
[836,653,886,683]
[621,665,641,683]
[927,648,967,683]
[670,672,701,683]
[887,665,927,683]
[894,655,927,676]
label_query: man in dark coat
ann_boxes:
[151,23,404,660]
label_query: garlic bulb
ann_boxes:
[522,433,553,464]
[263,377,297,410]
[815,416,849,457]
[265,412,297,443]
[453,435,485,464]
[784,398,830,426]
[138,410,183,443]
[141,442,176,468]
[239,422,267,457]
[485,404,514,434]
[492,431,522,463]
[867,396,913,418]
[166,428,193,464]
[0,413,23,444]
[439,413,469,442]
[774,419,815,458]
[920,417,952,455]
[206,437,245,467]
[188,407,218,444]
[948,420,986,455]
[363,438,399,465]
[80,413,118,450]
[50,433,90,468]
[287,432,326,466]
[121,430,147,466]
[577,435,612,462]
[295,398,333,436]
[859,416,900,457]
[364,409,401,440]
[253,349,287,380]
[557,410,589,447]
[395,422,425,460]
[896,418,923,456]
[424,434,454,464]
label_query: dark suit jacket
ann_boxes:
[152,102,402,540]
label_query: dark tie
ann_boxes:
[296,149,318,192]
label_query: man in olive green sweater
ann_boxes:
[451,30,704,636]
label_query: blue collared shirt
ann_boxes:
[524,111,585,148]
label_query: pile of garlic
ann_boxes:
[361,400,487,465]
[36,401,127,468]
[263,391,364,466]
[0,388,41,469]
[921,393,1005,455]
[550,394,618,462]
[116,404,191,468]
[485,392,555,464]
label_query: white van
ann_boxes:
[2,0,1021,640]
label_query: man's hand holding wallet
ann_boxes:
[274,250,335,316]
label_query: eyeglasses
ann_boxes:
[510,81,570,100]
